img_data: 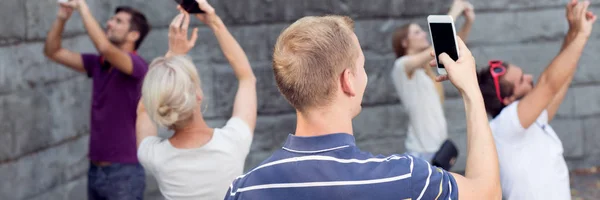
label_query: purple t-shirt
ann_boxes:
[82,53,148,163]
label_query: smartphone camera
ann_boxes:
[174,0,205,14]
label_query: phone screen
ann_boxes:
[430,23,458,69]
[174,0,205,13]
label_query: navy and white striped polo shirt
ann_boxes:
[225,133,458,200]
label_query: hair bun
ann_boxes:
[157,105,179,127]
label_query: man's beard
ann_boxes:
[516,81,535,101]
[109,37,125,46]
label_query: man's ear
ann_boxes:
[502,96,515,106]
[127,31,140,43]
[340,68,356,97]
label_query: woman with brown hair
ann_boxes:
[390,0,475,166]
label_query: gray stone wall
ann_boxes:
[1,0,599,199]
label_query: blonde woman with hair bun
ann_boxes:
[135,1,257,199]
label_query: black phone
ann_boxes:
[431,139,459,171]
[174,0,205,14]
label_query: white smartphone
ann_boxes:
[58,0,69,3]
[427,15,460,75]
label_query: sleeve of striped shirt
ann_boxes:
[410,156,459,200]
[223,186,234,200]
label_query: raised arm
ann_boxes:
[43,3,85,73]
[403,0,467,77]
[547,0,594,122]
[63,0,136,76]
[457,1,475,40]
[136,100,157,148]
[432,37,501,199]
[402,48,434,78]
[519,0,594,127]
[196,0,257,132]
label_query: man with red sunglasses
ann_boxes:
[476,1,596,199]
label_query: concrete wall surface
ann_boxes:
[1,0,599,199]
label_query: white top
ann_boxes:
[138,117,253,200]
[391,57,447,153]
[490,101,570,200]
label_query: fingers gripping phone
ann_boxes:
[427,15,460,75]
[174,0,205,14]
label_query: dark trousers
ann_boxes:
[88,162,146,200]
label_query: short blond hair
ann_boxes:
[273,15,358,111]
[141,55,202,130]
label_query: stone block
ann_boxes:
[354,19,405,57]
[0,135,88,199]
[551,118,585,159]
[583,116,600,156]
[29,177,87,200]
[575,38,600,84]
[113,0,181,28]
[210,0,454,25]
[353,105,409,144]
[245,113,296,170]
[0,77,91,161]
[244,150,273,172]
[468,8,569,45]
[362,57,400,105]
[212,63,293,118]
[572,85,600,117]
[0,0,26,41]
[0,35,96,94]
[136,28,169,62]
[472,0,565,10]
[565,153,600,171]
[26,0,114,39]
[444,97,467,172]
[398,0,453,16]
[249,113,296,152]
[144,172,165,200]
[217,0,305,25]
[182,24,272,64]
[356,136,406,156]
[444,97,467,136]
[0,124,11,162]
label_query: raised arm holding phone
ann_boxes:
[389,0,475,169]
[135,1,257,199]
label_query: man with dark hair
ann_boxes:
[43,0,151,199]
[476,1,595,199]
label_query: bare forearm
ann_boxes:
[79,4,112,53]
[403,47,433,76]
[539,35,587,93]
[547,73,574,121]
[448,10,462,21]
[44,19,67,57]
[457,21,473,41]
[461,88,500,192]
[560,31,578,51]
[210,17,255,81]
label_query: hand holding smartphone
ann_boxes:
[174,0,205,14]
[427,15,460,75]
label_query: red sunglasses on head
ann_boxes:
[489,60,506,103]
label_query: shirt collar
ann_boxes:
[282,133,356,154]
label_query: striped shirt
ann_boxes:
[225,133,458,200]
